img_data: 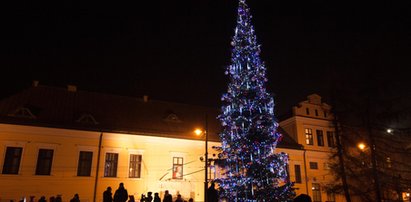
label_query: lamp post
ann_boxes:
[194,114,208,202]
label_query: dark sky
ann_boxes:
[1,1,410,115]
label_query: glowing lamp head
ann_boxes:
[194,128,203,136]
[358,143,366,150]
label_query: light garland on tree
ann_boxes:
[216,0,295,201]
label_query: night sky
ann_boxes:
[2,1,410,115]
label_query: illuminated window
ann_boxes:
[77,151,93,176]
[305,128,313,145]
[327,131,335,147]
[294,165,302,183]
[172,157,183,180]
[129,154,142,178]
[309,162,318,169]
[104,153,118,177]
[36,149,54,175]
[316,130,324,146]
[2,147,23,174]
[312,183,322,202]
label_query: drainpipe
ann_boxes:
[303,149,309,195]
[93,132,103,202]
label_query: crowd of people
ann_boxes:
[103,182,196,202]
[11,182,311,202]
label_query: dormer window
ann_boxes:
[164,113,182,123]
[8,107,37,119]
[76,113,99,125]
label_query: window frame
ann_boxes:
[305,128,314,145]
[316,130,324,146]
[309,162,318,170]
[129,154,142,178]
[312,183,322,202]
[104,152,119,177]
[2,146,23,174]
[35,149,54,175]
[294,164,302,183]
[77,151,93,176]
[172,157,184,180]
[327,131,335,147]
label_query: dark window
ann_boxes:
[306,108,310,115]
[36,149,54,175]
[315,109,319,116]
[305,128,313,145]
[294,165,302,183]
[2,147,23,174]
[172,157,183,179]
[77,151,93,176]
[312,183,322,202]
[324,111,327,118]
[129,154,142,178]
[327,131,335,147]
[104,153,118,177]
[309,162,318,169]
[316,130,324,146]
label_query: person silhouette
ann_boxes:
[114,183,129,202]
[104,187,113,202]
[153,193,161,202]
[70,194,80,202]
[293,194,312,202]
[207,182,218,202]
[162,190,172,202]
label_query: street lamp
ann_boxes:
[358,142,366,151]
[194,115,208,202]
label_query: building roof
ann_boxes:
[0,84,301,149]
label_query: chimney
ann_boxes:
[67,85,77,92]
[143,95,149,103]
[32,80,39,87]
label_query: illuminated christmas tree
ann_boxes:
[217,0,295,201]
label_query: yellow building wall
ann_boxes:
[0,123,308,202]
[0,124,221,202]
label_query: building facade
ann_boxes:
[0,84,343,202]
[280,94,344,202]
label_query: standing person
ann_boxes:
[293,194,312,202]
[153,193,161,202]
[162,190,172,202]
[174,195,183,202]
[70,194,80,202]
[103,187,113,202]
[207,182,218,202]
[38,196,46,202]
[114,183,129,202]
[55,195,62,202]
[145,192,153,202]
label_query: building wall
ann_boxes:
[279,94,345,202]
[0,124,220,202]
[0,124,304,202]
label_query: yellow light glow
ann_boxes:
[194,128,203,136]
[358,143,366,150]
